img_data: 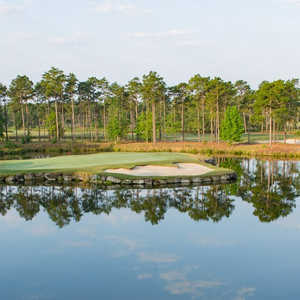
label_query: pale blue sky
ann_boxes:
[0,0,299,87]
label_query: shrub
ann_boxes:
[21,135,31,144]
[220,106,244,143]
[4,141,17,149]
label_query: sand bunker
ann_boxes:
[286,139,300,145]
[105,163,212,177]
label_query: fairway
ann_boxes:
[0,152,200,175]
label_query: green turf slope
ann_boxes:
[0,152,203,175]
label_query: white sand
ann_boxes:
[258,139,300,144]
[105,163,212,177]
[286,139,300,145]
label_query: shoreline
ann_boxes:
[0,152,236,186]
[0,170,237,186]
[0,141,300,160]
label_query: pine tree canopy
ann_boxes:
[220,106,244,143]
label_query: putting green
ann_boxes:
[0,152,201,175]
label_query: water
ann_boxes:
[0,158,299,300]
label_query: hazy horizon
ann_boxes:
[1,0,300,87]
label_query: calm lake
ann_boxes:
[0,158,299,300]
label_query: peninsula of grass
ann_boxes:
[0,152,231,178]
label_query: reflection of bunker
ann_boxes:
[105,163,212,177]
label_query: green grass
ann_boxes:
[0,152,206,175]
[0,152,232,178]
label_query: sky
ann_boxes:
[0,0,300,88]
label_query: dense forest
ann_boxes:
[0,67,299,145]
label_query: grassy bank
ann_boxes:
[113,142,300,159]
[0,140,299,160]
[0,141,113,158]
[0,152,230,177]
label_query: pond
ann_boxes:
[0,158,299,300]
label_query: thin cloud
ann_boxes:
[91,0,151,15]
[105,235,138,251]
[28,224,57,237]
[130,29,195,39]
[62,241,93,248]
[177,40,203,47]
[137,273,153,280]
[100,210,142,225]
[191,236,236,247]
[48,33,90,46]
[138,252,179,263]
[165,280,224,296]
[281,0,300,5]
[160,271,186,281]
[234,287,256,300]
[160,267,224,298]
[0,2,25,15]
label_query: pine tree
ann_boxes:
[135,112,152,142]
[220,106,244,143]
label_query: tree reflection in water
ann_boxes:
[0,185,235,227]
[0,158,299,227]
[219,158,300,222]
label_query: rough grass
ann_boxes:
[0,141,113,158]
[1,139,300,160]
[112,142,300,159]
[0,152,216,175]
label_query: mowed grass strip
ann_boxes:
[0,152,201,175]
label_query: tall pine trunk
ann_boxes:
[38,116,41,142]
[103,100,107,142]
[71,98,75,140]
[55,100,59,141]
[61,102,65,139]
[26,103,30,137]
[21,103,25,136]
[130,102,135,141]
[269,107,272,146]
[202,97,205,138]
[284,124,287,144]
[159,101,162,141]
[210,114,214,142]
[197,100,201,142]
[216,93,220,143]
[14,111,18,141]
[163,98,166,141]
[243,112,247,133]
[152,100,156,144]
[181,100,185,142]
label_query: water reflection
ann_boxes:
[218,158,300,222]
[0,158,300,300]
[0,185,235,227]
[0,158,299,227]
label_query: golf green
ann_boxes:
[0,152,201,175]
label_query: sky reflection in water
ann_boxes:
[0,158,299,300]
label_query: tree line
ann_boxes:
[0,67,299,144]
